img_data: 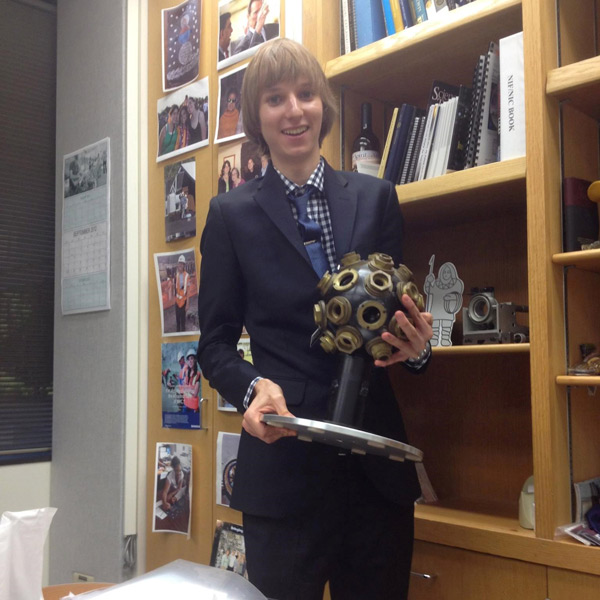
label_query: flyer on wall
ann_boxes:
[210,520,248,579]
[161,341,201,429]
[61,138,110,315]
[153,442,193,537]
[216,432,240,507]
[161,0,201,92]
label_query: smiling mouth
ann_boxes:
[283,126,308,136]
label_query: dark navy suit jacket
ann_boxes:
[197,161,421,518]
[232,22,279,55]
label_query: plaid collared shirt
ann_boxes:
[273,157,338,273]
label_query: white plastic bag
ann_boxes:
[0,507,57,600]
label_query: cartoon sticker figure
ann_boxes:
[424,255,464,346]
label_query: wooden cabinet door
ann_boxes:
[409,541,546,600]
[548,567,600,599]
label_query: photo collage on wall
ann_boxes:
[152,2,285,532]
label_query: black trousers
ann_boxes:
[242,455,415,600]
[175,304,186,331]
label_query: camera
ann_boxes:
[462,287,529,344]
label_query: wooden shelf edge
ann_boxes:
[546,55,600,98]
[557,375,600,387]
[415,506,600,575]
[546,56,600,119]
[552,249,600,272]
[396,157,526,205]
[432,343,530,355]
[325,0,522,84]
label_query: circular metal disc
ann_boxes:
[262,414,423,462]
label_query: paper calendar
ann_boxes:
[61,138,111,314]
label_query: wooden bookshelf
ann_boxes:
[312,0,600,594]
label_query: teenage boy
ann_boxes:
[197,38,433,600]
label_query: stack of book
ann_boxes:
[341,0,476,54]
[377,81,473,184]
[377,32,525,184]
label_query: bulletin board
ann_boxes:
[145,0,301,572]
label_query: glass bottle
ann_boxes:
[351,102,381,172]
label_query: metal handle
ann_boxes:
[410,571,436,581]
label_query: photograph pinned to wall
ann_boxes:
[161,0,201,92]
[61,138,111,314]
[216,138,265,193]
[164,158,196,242]
[157,77,209,161]
[217,0,281,71]
[210,520,248,578]
[216,432,241,507]
[215,63,246,144]
[217,393,236,412]
[153,442,192,536]
[161,341,202,429]
[154,248,199,336]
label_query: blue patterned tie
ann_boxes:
[290,189,330,278]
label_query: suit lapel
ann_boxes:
[253,167,315,271]
[323,162,358,261]
[252,162,359,272]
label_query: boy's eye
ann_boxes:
[266,95,282,106]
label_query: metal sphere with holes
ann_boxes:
[313,252,425,362]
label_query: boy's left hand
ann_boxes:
[374,294,433,367]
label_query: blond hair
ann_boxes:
[241,38,338,156]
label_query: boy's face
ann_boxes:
[258,77,322,169]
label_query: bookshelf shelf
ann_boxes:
[552,249,600,273]
[415,503,600,576]
[432,343,530,355]
[326,0,522,107]
[546,55,600,120]
[398,157,526,223]
[557,375,600,387]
